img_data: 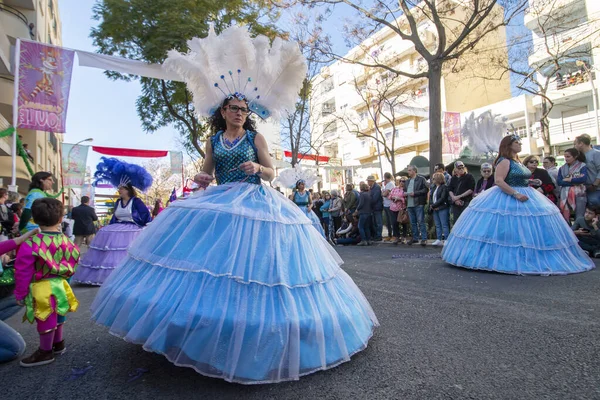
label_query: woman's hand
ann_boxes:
[14,228,40,245]
[16,299,25,307]
[530,179,542,187]
[239,161,260,175]
[194,172,214,187]
[563,176,572,183]
[515,193,529,202]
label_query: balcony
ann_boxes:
[544,115,600,146]
[0,4,34,42]
[3,0,36,11]
[528,25,595,67]
[0,20,11,74]
[524,0,586,30]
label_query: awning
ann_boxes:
[92,146,169,158]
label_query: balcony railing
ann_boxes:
[547,115,600,139]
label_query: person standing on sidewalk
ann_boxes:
[382,172,396,242]
[71,196,98,248]
[355,182,373,246]
[367,176,383,242]
[574,134,600,206]
[405,165,428,246]
[448,161,475,223]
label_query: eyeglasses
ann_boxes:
[481,170,492,173]
[528,160,539,164]
[456,166,465,169]
[226,105,251,114]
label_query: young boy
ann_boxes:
[572,206,600,257]
[14,198,80,367]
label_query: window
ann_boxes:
[37,144,43,165]
[561,107,588,136]
[47,157,52,172]
[321,77,334,93]
[321,98,336,117]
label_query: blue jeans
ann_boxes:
[371,211,383,240]
[433,208,450,240]
[0,320,26,363]
[358,214,372,241]
[407,206,427,241]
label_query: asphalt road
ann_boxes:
[2,244,599,400]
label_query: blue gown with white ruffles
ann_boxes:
[90,130,378,384]
[442,157,595,275]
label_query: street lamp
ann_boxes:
[576,60,600,140]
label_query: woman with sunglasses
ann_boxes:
[522,155,557,204]
[90,27,377,384]
[442,134,594,275]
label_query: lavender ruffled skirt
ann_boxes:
[73,223,144,285]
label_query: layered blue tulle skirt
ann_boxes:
[91,182,378,384]
[442,186,595,275]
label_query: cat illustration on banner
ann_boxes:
[20,47,65,105]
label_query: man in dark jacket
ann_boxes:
[71,196,98,247]
[367,175,384,241]
[405,165,429,246]
[448,161,476,223]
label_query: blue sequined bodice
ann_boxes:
[498,157,531,187]
[293,191,309,206]
[211,130,261,185]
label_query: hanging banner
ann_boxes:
[80,184,96,207]
[442,112,462,156]
[329,169,343,185]
[16,40,75,133]
[62,143,89,188]
[170,151,183,175]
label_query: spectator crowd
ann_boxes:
[304,133,600,258]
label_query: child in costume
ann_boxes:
[72,158,152,286]
[15,198,80,367]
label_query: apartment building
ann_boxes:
[0,0,63,195]
[310,0,512,189]
[524,0,600,153]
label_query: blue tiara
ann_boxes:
[212,70,271,119]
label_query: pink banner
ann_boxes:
[17,41,75,133]
[442,112,462,156]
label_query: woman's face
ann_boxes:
[118,186,129,198]
[221,98,249,130]
[297,182,305,191]
[481,167,493,178]
[41,176,54,191]
[564,152,574,164]
[325,194,331,200]
[526,158,539,172]
[510,140,522,155]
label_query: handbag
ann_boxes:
[397,209,409,224]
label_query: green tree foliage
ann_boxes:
[91,0,280,157]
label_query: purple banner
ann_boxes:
[17,40,75,133]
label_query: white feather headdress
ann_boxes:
[274,165,321,189]
[163,25,307,120]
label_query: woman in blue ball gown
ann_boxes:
[442,134,595,275]
[290,180,325,236]
[90,96,378,384]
